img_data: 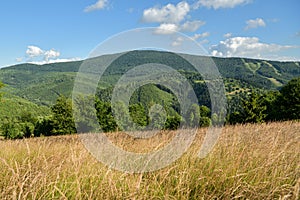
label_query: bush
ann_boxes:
[164,115,181,130]
[199,117,211,127]
[2,120,23,139]
[34,116,54,137]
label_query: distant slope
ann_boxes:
[0,50,299,106]
[0,93,50,121]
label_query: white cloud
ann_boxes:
[245,18,266,30]
[199,39,210,44]
[154,21,206,35]
[171,37,184,47]
[84,0,108,12]
[210,37,296,60]
[181,20,205,32]
[142,1,190,24]
[26,46,44,57]
[154,23,179,34]
[195,0,252,9]
[223,33,232,38]
[171,33,210,47]
[44,49,60,61]
[192,32,210,40]
[26,46,61,61]
[29,58,82,65]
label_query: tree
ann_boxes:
[262,91,281,121]
[228,92,267,124]
[241,93,266,123]
[0,81,5,100]
[186,104,200,128]
[51,95,76,135]
[73,95,99,133]
[2,119,24,139]
[95,98,118,132]
[129,103,148,127]
[199,105,211,127]
[164,114,181,130]
[34,116,54,137]
[279,77,300,120]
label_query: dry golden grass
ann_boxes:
[0,121,299,199]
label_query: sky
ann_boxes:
[0,0,299,68]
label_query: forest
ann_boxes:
[0,51,300,139]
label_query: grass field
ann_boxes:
[0,121,299,199]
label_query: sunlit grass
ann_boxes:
[0,121,299,199]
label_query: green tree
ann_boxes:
[34,116,54,137]
[228,93,267,124]
[199,105,211,127]
[186,104,200,128]
[2,119,23,139]
[95,98,118,132]
[113,101,132,131]
[129,103,148,127]
[262,91,281,121]
[241,93,267,123]
[51,95,76,135]
[0,81,5,100]
[279,77,300,120]
[164,114,181,130]
[73,95,99,133]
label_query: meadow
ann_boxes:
[0,121,299,199]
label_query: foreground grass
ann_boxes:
[0,121,299,199]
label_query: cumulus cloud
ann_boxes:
[154,21,206,35]
[29,58,82,65]
[171,32,210,47]
[44,49,60,61]
[223,33,232,38]
[180,20,205,32]
[142,1,190,24]
[154,23,179,34]
[210,37,296,59]
[245,18,266,30]
[26,46,44,57]
[18,45,81,65]
[84,0,108,12]
[171,37,185,47]
[192,32,210,40]
[195,0,252,9]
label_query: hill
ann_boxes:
[0,93,50,122]
[0,50,299,118]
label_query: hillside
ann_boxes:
[0,93,50,122]
[0,50,299,108]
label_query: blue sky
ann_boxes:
[0,0,299,67]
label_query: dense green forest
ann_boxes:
[0,50,300,139]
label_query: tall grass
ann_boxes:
[0,121,299,199]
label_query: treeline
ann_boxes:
[227,77,300,124]
[0,95,211,139]
[0,77,299,139]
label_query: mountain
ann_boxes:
[0,50,299,115]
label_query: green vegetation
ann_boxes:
[0,81,4,100]
[279,77,300,120]
[1,51,300,138]
[0,51,299,199]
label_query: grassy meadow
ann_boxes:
[0,121,299,199]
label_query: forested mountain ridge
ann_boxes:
[0,50,299,107]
